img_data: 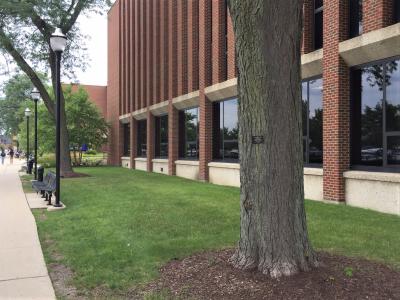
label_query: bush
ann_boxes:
[37,153,56,168]
[85,150,97,155]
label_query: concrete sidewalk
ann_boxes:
[0,160,55,300]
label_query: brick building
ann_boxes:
[107,0,400,215]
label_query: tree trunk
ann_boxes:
[228,0,318,278]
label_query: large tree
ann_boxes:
[228,1,318,277]
[0,0,109,176]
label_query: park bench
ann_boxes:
[32,171,56,205]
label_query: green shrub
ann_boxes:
[37,153,56,168]
[85,150,97,155]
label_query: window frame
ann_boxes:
[350,56,400,172]
[154,114,169,158]
[313,0,323,50]
[302,76,323,167]
[123,123,130,157]
[212,97,239,162]
[136,120,147,158]
[179,107,200,160]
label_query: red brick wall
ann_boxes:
[322,0,350,202]
[302,0,314,54]
[107,1,122,165]
[67,84,107,117]
[363,0,394,33]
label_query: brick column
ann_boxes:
[227,9,236,79]
[168,104,179,175]
[130,117,137,169]
[302,0,314,54]
[199,0,213,181]
[146,111,154,172]
[212,0,227,84]
[363,0,394,33]
[323,0,350,202]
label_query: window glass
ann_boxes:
[123,123,130,156]
[349,0,362,37]
[396,0,400,22]
[155,115,168,158]
[302,78,323,165]
[180,108,199,159]
[360,66,383,166]
[137,120,147,157]
[302,82,308,162]
[213,98,239,161]
[308,79,323,163]
[388,136,400,165]
[385,60,400,132]
[314,0,323,50]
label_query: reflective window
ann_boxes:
[123,123,130,156]
[155,115,168,158]
[351,59,400,168]
[302,78,323,164]
[179,107,199,159]
[396,0,400,22]
[314,0,323,50]
[349,0,362,37]
[213,98,239,161]
[137,120,147,157]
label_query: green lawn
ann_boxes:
[31,167,400,293]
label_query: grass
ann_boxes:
[29,167,400,293]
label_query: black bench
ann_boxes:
[32,171,56,205]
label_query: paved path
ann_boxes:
[0,160,55,300]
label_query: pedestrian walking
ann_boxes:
[1,149,5,165]
[9,148,14,164]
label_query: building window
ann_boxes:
[213,98,239,161]
[314,0,323,50]
[137,120,147,157]
[395,0,400,22]
[155,115,168,158]
[302,78,323,165]
[349,0,362,38]
[123,123,130,156]
[351,58,400,169]
[179,107,199,159]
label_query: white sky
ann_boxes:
[71,12,108,86]
[0,11,108,90]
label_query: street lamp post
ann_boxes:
[31,88,41,180]
[50,28,67,208]
[24,108,31,174]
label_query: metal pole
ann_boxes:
[26,116,29,174]
[34,99,38,180]
[54,51,62,207]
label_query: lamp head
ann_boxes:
[24,108,32,117]
[50,28,67,52]
[30,88,41,101]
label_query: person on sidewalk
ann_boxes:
[1,149,5,165]
[9,148,14,164]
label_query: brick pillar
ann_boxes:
[226,9,236,79]
[302,0,314,54]
[212,0,227,84]
[199,0,213,181]
[168,104,179,175]
[363,0,394,33]
[130,117,137,169]
[146,111,154,172]
[323,0,350,202]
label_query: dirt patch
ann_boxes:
[144,249,400,300]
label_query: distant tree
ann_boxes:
[18,85,109,164]
[0,73,47,136]
[0,0,110,176]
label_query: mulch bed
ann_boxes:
[146,249,400,300]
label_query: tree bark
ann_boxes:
[228,0,318,278]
